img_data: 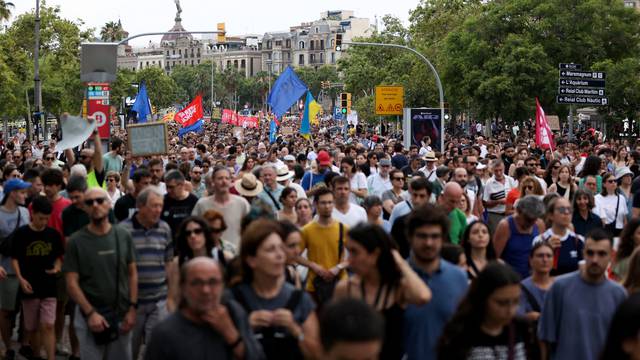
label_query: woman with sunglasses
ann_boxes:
[294,198,312,228]
[548,165,576,201]
[202,209,237,261]
[233,219,320,360]
[595,172,628,237]
[507,175,542,216]
[105,171,123,207]
[533,197,584,276]
[381,169,408,219]
[543,159,562,188]
[333,224,431,360]
[166,216,215,312]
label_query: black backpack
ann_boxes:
[232,287,304,360]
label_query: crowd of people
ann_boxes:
[0,116,638,360]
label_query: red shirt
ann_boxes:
[29,196,72,240]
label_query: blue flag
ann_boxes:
[132,82,152,123]
[178,119,203,138]
[300,91,312,136]
[269,118,278,144]
[267,66,307,119]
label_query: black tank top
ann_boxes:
[348,280,405,360]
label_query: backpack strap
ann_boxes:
[338,223,344,260]
[520,284,541,313]
[231,287,252,313]
[264,188,282,211]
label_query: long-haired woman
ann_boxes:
[594,172,628,237]
[277,187,298,224]
[614,218,640,282]
[294,198,313,228]
[233,219,320,360]
[623,248,640,295]
[438,263,536,359]
[578,155,604,193]
[461,221,496,280]
[600,293,640,360]
[572,189,603,237]
[333,224,431,360]
[278,220,304,289]
[543,159,562,187]
[547,164,576,201]
[167,216,215,312]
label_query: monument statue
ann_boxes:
[174,0,182,21]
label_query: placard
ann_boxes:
[127,122,169,156]
[546,115,560,131]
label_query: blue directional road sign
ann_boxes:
[559,63,582,70]
[556,95,608,106]
[559,78,606,88]
[558,87,605,96]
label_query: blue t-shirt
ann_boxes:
[538,271,627,360]
[404,258,469,360]
[301,169,329,191]
[518,276,548,315]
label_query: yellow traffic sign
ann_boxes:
[375,86,404,115]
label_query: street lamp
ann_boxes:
[266,59,272,112]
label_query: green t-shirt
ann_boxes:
[63,225,136,316]
[61,204,116,238]
[448,208,467,245]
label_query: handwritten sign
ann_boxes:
[127,122,169,156]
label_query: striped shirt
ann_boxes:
[483,175,516,214]
[120,215,173,304]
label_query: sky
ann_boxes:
[9,0,421,46]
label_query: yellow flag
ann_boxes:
[309,100,322,125]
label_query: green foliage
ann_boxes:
[100,20,126,42]
[593,58,640,126]
[135,67,180,108]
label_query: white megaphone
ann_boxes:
[56,113,98,151]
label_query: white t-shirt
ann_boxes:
[594,193,628,229]
[349,172,368,204]
[332,204,367,228]
[367,173,392,198]
[483,176,516,214]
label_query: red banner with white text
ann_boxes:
[174,95,204,127]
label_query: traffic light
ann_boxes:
[217,23,226,43]
[340,93,352,115]
[334,34,343,51]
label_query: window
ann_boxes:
[234,60,238,68]
[287,52,291,60]
[299,41,305,49]
[315,27,319,33]
[299,54,304,65]
[267,41,272,49]
[166,51,169,56]
[286,40,291,48]
[179,49,182,55]
[319,53,323,63]
[310,41,315,50]
[310,54,315,64]
[241,59,246,68]
[173,49,176,55]
[227,60,231,68]
[331,39,335,48]
[191,60,194,66]
[275,40,282,46]
[331,52,335,64]
[146,61,149,66]
[320,40,324,50]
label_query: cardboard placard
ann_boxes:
[547,115,560,131]
[127,122,169,156]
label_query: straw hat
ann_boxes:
[276,165,294,182]
[234,173,264,197]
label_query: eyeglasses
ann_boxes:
[466,162,477,166]
[45,157,54,161]
[524,186,534,191]
[185,228,204,236]
[556,206,572,214]
[192,171,202,175]
[210,227,224,233]
[553,165,561,170]
[84,197,107,206]
[606,179,617,184]
[393,177,405,181]
[107,178,117,182]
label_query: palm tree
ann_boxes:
[0,1,14,22]
[100,20,126,42]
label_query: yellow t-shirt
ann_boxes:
[300,220,348,292]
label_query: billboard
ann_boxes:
[403,108,443,153]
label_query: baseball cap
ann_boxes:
[3,179,31,197]
[284,155,296,162]
[379,158,392,167]
[317,151,331,166]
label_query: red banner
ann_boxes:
[238,115,259,128]
[221,109,238,125]
[174,95,204,127]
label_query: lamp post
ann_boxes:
[266,59,272,112]
[33,0,42,141]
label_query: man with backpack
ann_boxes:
[0,179,31,359]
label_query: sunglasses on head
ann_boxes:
[84,197,107,206]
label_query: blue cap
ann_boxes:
[3,179,31,196]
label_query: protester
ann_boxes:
[202,209,237,261]
[278,221,303,289]
[11,196,63,360]
[367,158,392,198]
[162,170,199,238]
[144,258,264,360]
[483,159,516,235]
[390,177,432,258]
[63,188,138,360]
[232,219,320,359]
[192,167,250,247]
[494,195,546,279]
[594,172,628,237]
[319,298,384,360]
[438,263,536,359]
[461,221,497,280]
[600,293,640,360]
[330,176,367,228]
[334,223,431,359]
[115,169,152,222]
[572,188,603,237]
[120,186,173,359]
[294,198,312,228]
[402,204,468,360]
[255,165,284,215]
[533,197,584,275]
[518,242,554,322]
[277,187,298,223]
[438,182,467,244]
[538,228,627,360]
